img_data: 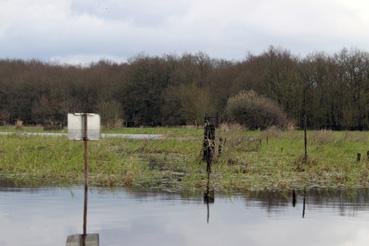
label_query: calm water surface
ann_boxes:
[1,186,369,246]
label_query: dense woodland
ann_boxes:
[1,47,369,130]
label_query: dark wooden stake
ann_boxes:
[203,116,215,172]
[367,151,369,160]
[82,113,88,237]
[202,115,216,224]
[304,117,307,161]
[292,190,296,207]
[357,153,361,162]
[303,85,308,162]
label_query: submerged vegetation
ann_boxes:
[1,126,369,193]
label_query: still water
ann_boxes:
[1,186,369,246]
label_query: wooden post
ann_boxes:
[202,115,208,161]
[367,151,369,160]
[203,116,215,172]
[202,115,216,224]
[303,85,308,162]
[82,113,88,237]
[304,114,307,162]
[292,190,296,207]
[357,153,361,162]
[301,79,309,163]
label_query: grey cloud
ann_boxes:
[70,0,189,27]
[0,0,369,64]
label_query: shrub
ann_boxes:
[311,130,336,145]
[262,126,284,139]
[96,100,123,128]
[225,90,288,130]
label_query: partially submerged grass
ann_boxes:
[0,125,203,137]
[1,127,369,193]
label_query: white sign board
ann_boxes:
[68,113,101,141]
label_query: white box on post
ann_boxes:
[67,113,101,141]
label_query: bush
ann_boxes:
[96,100,123,128]
[311,130,336,145]
[225,90,288,129]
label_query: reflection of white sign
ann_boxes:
[66,234,99,246]
[68,113,101,141]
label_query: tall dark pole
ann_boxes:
[82,114,88,238]
[303,84,308,162]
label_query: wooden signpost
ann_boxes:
[66,113,101,246]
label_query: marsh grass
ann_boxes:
[1,127,369,192]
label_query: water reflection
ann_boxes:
[291,189,306,218]
[302,191,306,218]
[203,172,215,224]
[2,187,369,245]
[66,184,99,246]
[241,189,369,216]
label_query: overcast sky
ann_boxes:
[1,0,369,65]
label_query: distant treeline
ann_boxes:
[1,47,369,129]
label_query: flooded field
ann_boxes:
[0,132,162,139]
[1,186,369,246]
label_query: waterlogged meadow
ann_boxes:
[1,126,369,192]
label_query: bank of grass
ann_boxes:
[0,125,202,137]
[1,126,369,193]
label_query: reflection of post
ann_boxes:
[206,198,210,224]
[82,113,88,238]
[203,170,214,224]
[292,190,296,207]
[302,191,306,218]
[206,171,210,224]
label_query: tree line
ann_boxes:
[1,47,369,130]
